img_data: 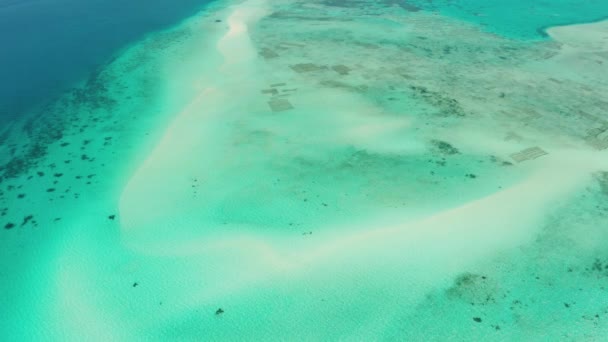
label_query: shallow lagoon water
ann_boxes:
[1,0,608,340]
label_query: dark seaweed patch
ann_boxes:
[69,68,117,110]
[409,86,466,117]
[430,140,460,155]
[0,143,47,179]
[586,258,608,277]
[446,273,497,306]
[21,215,34,227]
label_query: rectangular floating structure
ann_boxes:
[280,42,306,48]
[260,48,279,59]
[510,147,548,163]
[586,137,608,150]
[261,89,279,95]
[578,110,608,125]
[290,63,324,73]
[586,127,607,137]
[332,65,351,75]
[268,99,293,112]
[320,80,367,93]
[504,132,523,142]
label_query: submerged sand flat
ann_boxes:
[1,0,608,340]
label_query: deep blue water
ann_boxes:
[1,0,607,122]
[0,0,213,120]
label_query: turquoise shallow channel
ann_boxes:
[1,0,608,340]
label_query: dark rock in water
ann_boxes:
[108,214,116,220]
[17,193,25,199]
[132,282,138,287]
[215,308,224,315]
[46,188,56,192]
[4,222,15,229]
[21,215,33,226]
[215,19,222,23]
[473,317,482,323]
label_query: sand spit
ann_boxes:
[119,0,270,232]
[547,19,608,52]
[112,2,608,339]
[2,0,608,340]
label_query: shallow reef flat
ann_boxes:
[1,0,608,340]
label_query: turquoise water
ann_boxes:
[408,0,608,39]
[2,0,608,340]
